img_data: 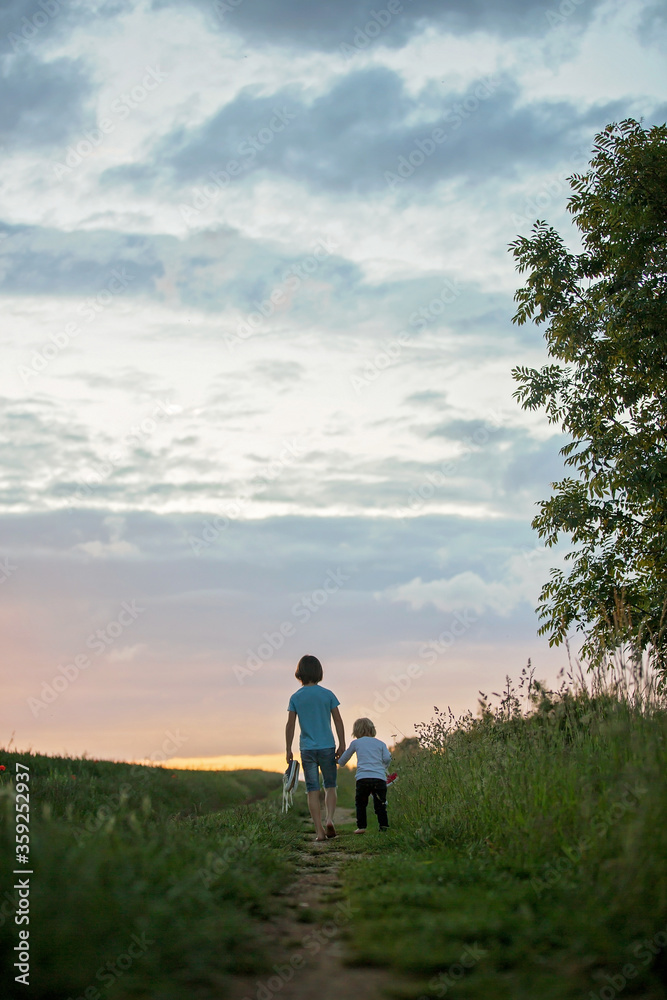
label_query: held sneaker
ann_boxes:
[386,772,398,786]
[282,759,300,813]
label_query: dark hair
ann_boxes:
[295,654,323,684]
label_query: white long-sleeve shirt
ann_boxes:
[338,736,391,781]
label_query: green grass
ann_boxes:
[340,667,667,999]
[0,750,298,1000]
[4,670,666,1000]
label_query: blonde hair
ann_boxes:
[352,717,376,738]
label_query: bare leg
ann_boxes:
[325,786,337,825]
[307,790,326,840]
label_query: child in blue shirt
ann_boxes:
[286,654,346,842]
[337,717,391,833]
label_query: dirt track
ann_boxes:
[225,806,398,1000]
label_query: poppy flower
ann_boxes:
[0,765,5,771]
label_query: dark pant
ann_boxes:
[355,778,388,830]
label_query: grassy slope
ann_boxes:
[341,678,667,999]
[6,684,665,1000]
[0,750,297,1000]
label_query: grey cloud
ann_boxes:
[2,506,561,755]
[0,52,91,146]
[0,0,131,56]
[64,369,169,394]
[500,434,570,492]
[638,0,667,42]
[151,0,604,50]
[0,397,96,508]
[0,218,476,336]
[425,417,512,443]
[0,223,162,297]
[404,390,449,408]
[0,506,541,604]
[0,221,367,317]
[108,68,629,197]
[251,360,306,384]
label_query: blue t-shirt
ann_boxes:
[288,684,340,750]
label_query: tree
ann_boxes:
[510,118,667,667]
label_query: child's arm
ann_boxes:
[332,706,346,760]
[337,741,355,767]
[285,711,296,763]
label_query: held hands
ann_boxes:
[335,744,346,762]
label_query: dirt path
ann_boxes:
[225,806,399,1000]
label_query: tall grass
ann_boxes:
[343,660,667,998]
[0,750,297,1000]
[402,662,667,867]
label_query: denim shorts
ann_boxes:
[301,747,337,792]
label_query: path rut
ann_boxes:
[225,806,398,1000]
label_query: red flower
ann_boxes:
[71,775,76,780]
[0,765,6,771]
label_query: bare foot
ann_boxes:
[353,828,366,834]
[325,822,337,839]
[314,835,327,842]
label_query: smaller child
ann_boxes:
[337,718,391,833]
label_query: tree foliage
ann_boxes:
[510,118,667,666]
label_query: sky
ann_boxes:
[1,0,665,768]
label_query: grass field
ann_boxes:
[341,664,667,999]
[0,751,293,1000]
[2,663,666,999]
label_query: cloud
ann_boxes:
[0,506,569,756]
[386,570,531,617]
[106,69,628,196]
[107,643,147,662]
[151,0,605,51]
[0,222,358,316]
[0,0,132,57]
[0,222,163,297]
[0,51,91,147]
